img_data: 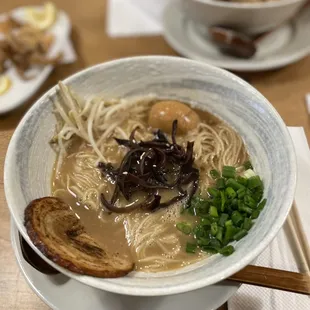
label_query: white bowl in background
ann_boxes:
[4,56,296,296]
[181,0,307,34]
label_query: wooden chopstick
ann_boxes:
[227,201,310,295]
[228,265,310,295]
[286,211,310,274]
[290,202,310,273]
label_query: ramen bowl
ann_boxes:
[5,56,296,296]
[181,0,307,35]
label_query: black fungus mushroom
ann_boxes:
[98,120,199,213]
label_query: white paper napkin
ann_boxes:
[228,127,310,310]
[106,0,167,37]
[61,38,77,64]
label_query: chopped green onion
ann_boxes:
[211,197,221,209]
[222,166,236,179]
[176,222,192,235]
[186,242,197,254]
[237,176,248,186]
[233,229,248,241]
[248,176,262,189]
[201,247,218,254]
[237,188,246,199]
[218,213,229,227]
[226,178,245,191]
[251,209,260,219]
[220,191,226,212]
[224,225,236,243]
[225,219,233,227]
[231,211,243,226]
[210,169,220,179]
[252,189,263,202]
[219,245,235,256]
[244,195,257,208]
[209,206,219,217]
[243,169,256,179]
[204,215,219,223]
[201,239,221,253]
[209,239,221,249]
[231,198,238,210]
[194,225,208,239]
[183,164,265,257]
[211,222,218,236]
[201,218,211,226]
[258,198,267,211]
[208,187,219,198]
[243,160,253,170]
[239,205,253,215]
[243,218,253,231]
[216,178,226,189]
[225,187,236,199]
[216,227,223,242]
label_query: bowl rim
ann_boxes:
[191,0,306,9]
[4,55,297,296]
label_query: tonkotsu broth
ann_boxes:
[51,86,248,272]
[52,140,208,271]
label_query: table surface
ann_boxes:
[1,0,310,309]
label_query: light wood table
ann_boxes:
[1,1,310,309]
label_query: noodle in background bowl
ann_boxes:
[4,56,296,296]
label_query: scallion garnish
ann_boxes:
[242,218,253,231]
[210,169,220,179]
[218,213,229,227]
[231,211,243,226]
[209,206,219,217]
[251,209,260,219]
[226,178,245,191]
[208,187,219,198]
[176,222,192,235]
[216,178,226,189]
[257,198,267,211]
[186,242,197,254]
[211,222,218,236]
[243,161,253,170]
[219,245,235,256]
[225,187,236,199]
[179,165,266,257]
[233,229,248,241]
[248,176,262,189]
[222,166,236,179]
[216,227,223,242]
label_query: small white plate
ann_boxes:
[0,6,71,114]
[163,0,310,71]
[11,220,239,310]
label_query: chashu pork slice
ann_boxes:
[24,197,134,277]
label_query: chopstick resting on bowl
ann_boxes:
[228,265,310,295]
[228,200,310,295]
[287,201,310,274]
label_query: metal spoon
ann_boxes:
[19,233,59,275]
[208,0,310,59]
[208,26,257,59]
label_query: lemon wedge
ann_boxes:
[26,2,57,30]
[0,75,11,96]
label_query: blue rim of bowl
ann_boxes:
[4,56,297,296]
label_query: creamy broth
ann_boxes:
[52,139,208,271]
[51,95,248,272]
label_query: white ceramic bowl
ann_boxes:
[181,0,307,34]
[5,56,296,296]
